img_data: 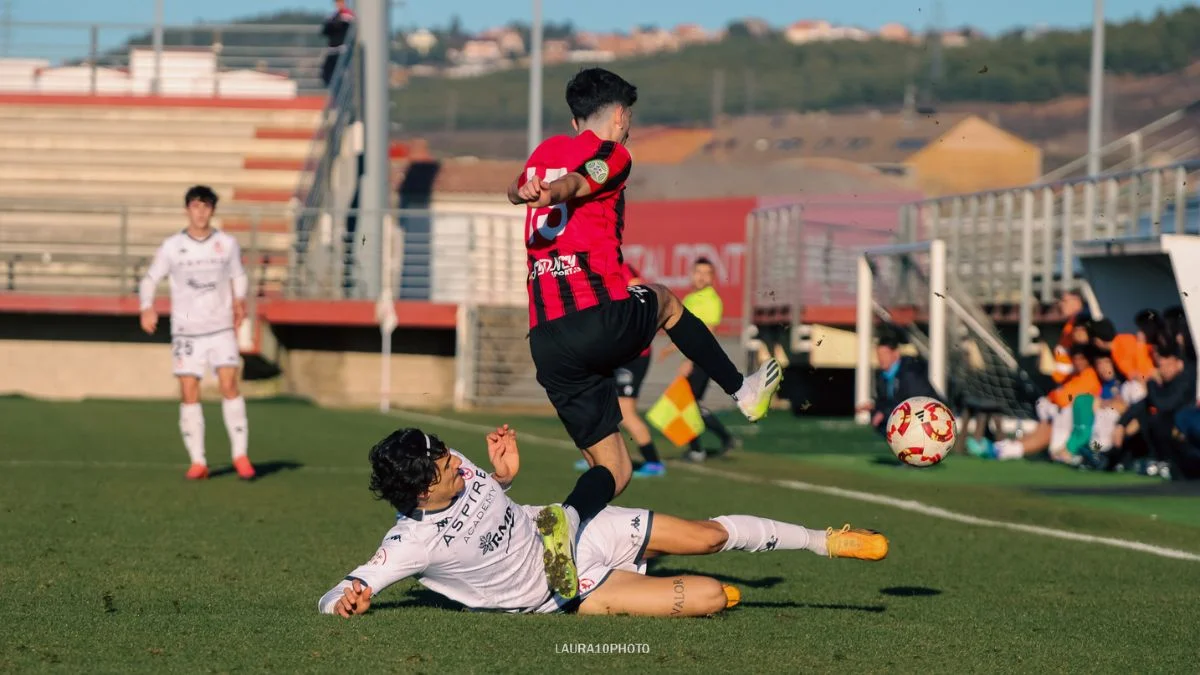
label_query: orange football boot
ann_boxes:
[233,456,256,480]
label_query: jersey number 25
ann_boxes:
[525,167,570,245]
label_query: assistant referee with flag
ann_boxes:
[660,257,740,462]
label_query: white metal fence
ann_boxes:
[900,159,1200,355]
[1,21,337,96]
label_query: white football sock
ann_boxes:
[221,396,249,460]
[711,515,829,556]
[179,403,206,466]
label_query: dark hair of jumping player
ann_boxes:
[367,428,449,515]
[184,185,219,209]
[565,68,638,124]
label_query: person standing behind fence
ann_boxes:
[320,0,356,88]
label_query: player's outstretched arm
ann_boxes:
[317,541,428,617]
[321,578,373,618]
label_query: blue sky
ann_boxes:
[9,0,1194,34]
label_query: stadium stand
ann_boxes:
[0,94,323,297]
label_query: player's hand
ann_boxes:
[139,309,158,335]
[487,424,520,484]
[517,178,552,207]
[334,579,372,618]
[232,299,247,329]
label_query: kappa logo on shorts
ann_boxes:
[584,159,609,185]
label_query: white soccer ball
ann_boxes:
[885,396,957,467]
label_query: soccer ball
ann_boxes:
[885,396,957,467]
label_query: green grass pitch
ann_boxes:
[1,396,1198,673]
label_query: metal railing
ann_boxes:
[0,200,528,307]
[1,21,336,96]
[900,159,1200,353]
[1040,104,1200,182]
[743,204,897,317]
[289,24,361,296]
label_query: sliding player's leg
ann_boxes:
[577,570,734,617]
[643,284,782,422]
[568,505,737,616]
[644,513,889,561]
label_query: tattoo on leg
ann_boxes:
[671,578,685,615]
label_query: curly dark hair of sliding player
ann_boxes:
[367,428,449,515]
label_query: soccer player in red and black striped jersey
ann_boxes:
[507,68,783,601]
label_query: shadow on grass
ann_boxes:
[1033,482,1200,497]
[880,586,942,597]
[646,564,785,590]
[374,587,467,612]
[209,460,303,480]
[741,601,886,612]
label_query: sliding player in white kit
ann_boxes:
[318,425,888,618]
[138,185,255,481]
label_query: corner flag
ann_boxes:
[645,376,705,447]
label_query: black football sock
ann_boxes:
[702,410,733,445]
[665,309,743,395]
[639,442,662,464]
[562,466,616,522]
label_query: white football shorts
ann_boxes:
[530,505,654,613]
[171,330,241,378]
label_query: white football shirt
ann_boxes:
[318,451,552,614]
[139,229,247,337]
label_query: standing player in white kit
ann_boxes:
[138,185,255,481]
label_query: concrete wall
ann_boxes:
[0,339,455,409]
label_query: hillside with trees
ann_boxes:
[392,6,1200,132]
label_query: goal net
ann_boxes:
[856,241,1039,435]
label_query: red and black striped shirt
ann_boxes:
[521,131,634,328]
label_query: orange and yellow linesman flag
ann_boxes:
[645,376,706,447]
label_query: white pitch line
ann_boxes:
[389,409,1200,563]
[0,459,368,475]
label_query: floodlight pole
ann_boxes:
[527,0,544,155]
[152,0,164,95]
[1086,0,1105,177]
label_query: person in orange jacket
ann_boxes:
[1088,318,1154,390]
[1051,291,1089,384]
[992,345,1102,460]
